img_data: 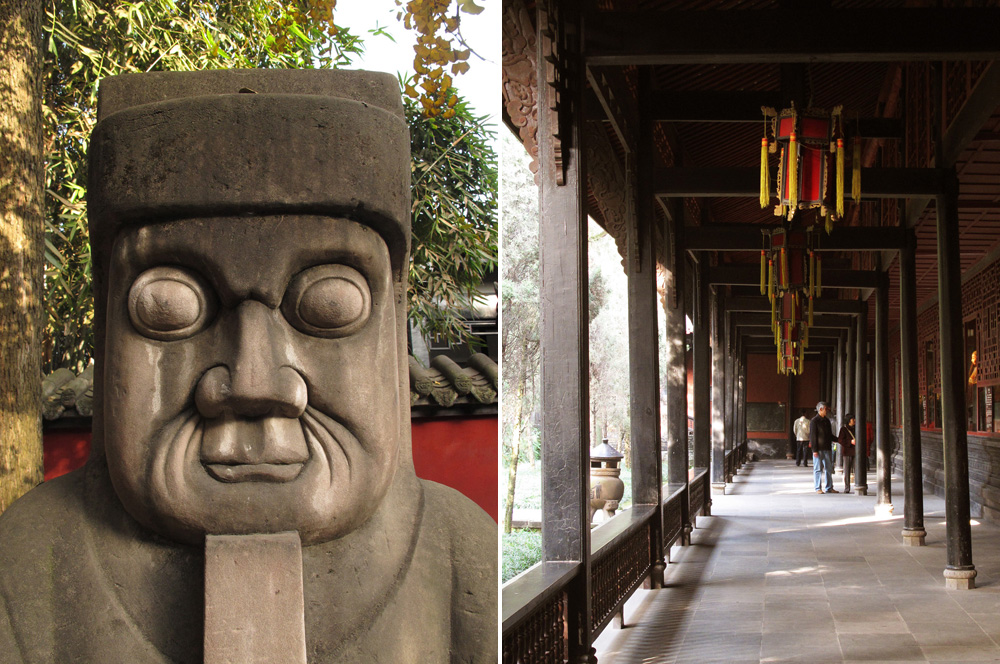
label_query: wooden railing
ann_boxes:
[662,482,685,549]
[503,467,720,662]
[590,505,655,634]
[502,561,576,664]
[690,467,708,518]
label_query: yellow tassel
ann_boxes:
[799,347,805,375]
[816,255,822,296]
[852,136,861,203]
[825,215,833,234]
[760,250,767,295]
[803,322,810,348]
[836,138,845,218]
[777,351,782,375]
[760,137,770,209]
[771,287,777,329]
[781,247,789,289]
[808,295,814,326]
[767,259,774,301]
[809,251,815,296]
[787,132,798,210]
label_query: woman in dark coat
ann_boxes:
[838,414,857,493]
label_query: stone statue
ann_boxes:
[0,70,497,663]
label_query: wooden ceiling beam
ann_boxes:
[649,91,902,138]
[655,167,945,198]
[733,313,854,329]
[686,225,905,251]
[709,265,878,288]
[586,9,1000,65]
[726,296,863,315]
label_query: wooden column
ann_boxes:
[854,302,869,495]
[936,169,976,589]
[844,320,856,473]
[835,334,845,469]
[693,264,712,472]
[664,212,691,543]
[899,229,926,545]
[786,372,795,460]
[875,270,893,514]
[724,314,736,480]
[632,70,665,585]
[537,4,596,658]
[711,289,726,493]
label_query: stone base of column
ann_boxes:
[711,482,726,495]
[854,485,868,496]
[902,528,926,546]
[570,646,598,663]
[681,523,693,546]
[704,500,712,516]
[944,567,977,590]
[874,503,894,517]
[786,453,795,459]
[647,560,666,589]
[725,473,734,483]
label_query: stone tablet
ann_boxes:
[0,69,497,663]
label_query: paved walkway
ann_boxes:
[594,459,1000,663]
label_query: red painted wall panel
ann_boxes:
[411,416,498,522]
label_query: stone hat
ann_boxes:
[87,69,412,279]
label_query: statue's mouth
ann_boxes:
[204,461,305,483]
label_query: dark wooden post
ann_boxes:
[835,334,845,469]
[786,371,795,460]
[844,319,856,474]
[536,4,596,659]
[724,314,735,480]
[875,269,893,514]
[665,212,691,545]
[630,70,666,586]
[854,301,869,495]
[937,169,977,589]
[693,264,712,473]
[738,345,748,464]
[711,289,726,494]
[899,228,926,546]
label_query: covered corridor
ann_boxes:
[501,2,1000,662]
[596,459,1000,664]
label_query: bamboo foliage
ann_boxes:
[41,0,496,370]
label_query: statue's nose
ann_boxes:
[195,300,308,419]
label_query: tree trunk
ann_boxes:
[503,372,527,534]
[0,0,45,513]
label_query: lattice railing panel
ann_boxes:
[590,523,651,632]
[662,493,682,548]
[502,592,568,664]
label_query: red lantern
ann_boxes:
[761,104,847,232]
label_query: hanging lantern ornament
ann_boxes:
[760,227,821,375]
[760,104,853,233]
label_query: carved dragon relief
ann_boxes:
[585,120,629,266]
[502,0,538,173]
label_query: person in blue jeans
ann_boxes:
[809,401,838,494]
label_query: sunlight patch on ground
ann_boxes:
[765,565,823,576]
[813,513,903,528]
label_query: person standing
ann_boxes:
[810,402,838,494]
[838,413,857,493]
[793,410,812,467]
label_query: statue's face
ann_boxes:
[104,216,400,545]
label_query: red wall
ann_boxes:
[747,353,787,402]
[44,416,499,523]
[411,415,498,522]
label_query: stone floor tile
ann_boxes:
[906,621,994,647]
[839,633,925,660]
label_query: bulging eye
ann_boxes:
[282,264,371,338]
[128,267,216,340]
